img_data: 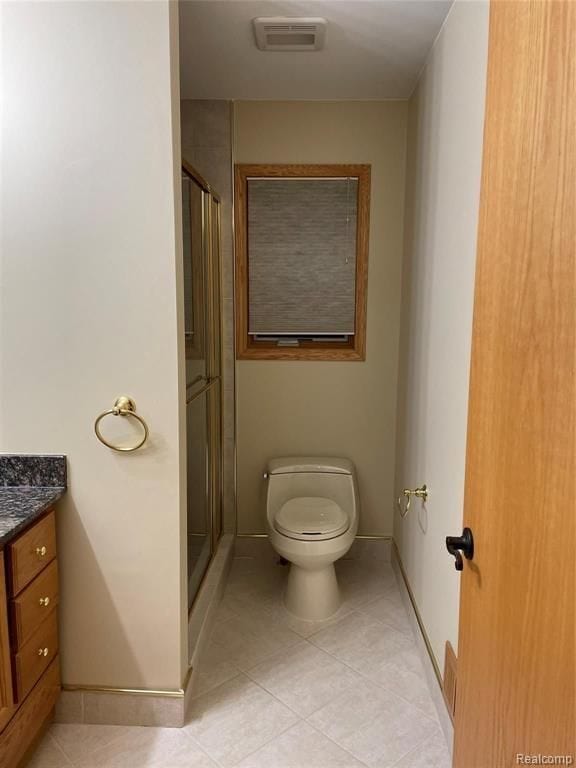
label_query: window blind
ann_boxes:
[247,177,358,336]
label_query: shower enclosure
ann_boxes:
[181,160,223,610]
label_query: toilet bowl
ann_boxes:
[266,457,359,621]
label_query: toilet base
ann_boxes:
[284,563,340,621]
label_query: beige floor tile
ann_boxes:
[392,728,451,768]
[284,606,352,640]
[50,724,131,762]
[336,561,397,610]
[309,611,412,670]
[27,733,72,767]
[192,643,242,699]
[236,721,365,768]
[211,612,301,671]
[311,611,432,717]
[224,567,286,600]
[307,678,438,768]
[28,556,443,768]
[372,661,438,719]
[225,582,357,640]
[70,727,214,768]
[357,594,413,636]
[228,554,284,576]
[246,641,362,717]
[213,599,241,624]
[185,674,300,767]
[283,604,357,639]
[228,556,280,578]
[218,588,275,621]
[387,645,426,676]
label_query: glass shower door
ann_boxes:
[208,196,223,548]
[186,390,210,602]
[182,164,223,611]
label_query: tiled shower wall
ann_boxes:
[181,100,236,532]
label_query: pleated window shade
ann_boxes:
[247,177,359,336]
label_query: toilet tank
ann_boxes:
[265,457,359,529]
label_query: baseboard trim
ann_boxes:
[392,542,443,686]
[55,687,186,728]
[62,651,194,702]
[391,542,454,754]
[62,685,183,699]
[57,537,235,728]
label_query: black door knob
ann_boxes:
[446,527,474,571]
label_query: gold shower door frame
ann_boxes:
[182,160,224,612]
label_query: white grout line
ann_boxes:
[183,559,445,767]
[189,669,244,703]
[44,561,440,767]
[43,731,74,766]
[181,728,222,768]
[387,728,450,768]
[242,638,360,722]
[225,717,305,768]
[304,719,373,768]
[184,673,305,768]
[223,566,442,723]
[304,622,441,725]
[50,725,129,767]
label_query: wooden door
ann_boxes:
[453,1,575,765]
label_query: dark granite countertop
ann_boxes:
[0,487,66,547]
[0,454,67,548]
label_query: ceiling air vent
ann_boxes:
[253,17,327,52]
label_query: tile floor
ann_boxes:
[30,552,451,768]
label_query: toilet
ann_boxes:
[266,457,359,621]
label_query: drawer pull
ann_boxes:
[36,546,47,557]
[37,647,49,657]
[39,597,51,607]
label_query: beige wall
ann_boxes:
[180,101,236,532]
[394,0,489,669]
[0,1,187,690]
[234,101,407,536]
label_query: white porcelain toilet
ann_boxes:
[266,457,359,621]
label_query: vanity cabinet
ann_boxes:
[0,510,60,767]
[0,552,15,733]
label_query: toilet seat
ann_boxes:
[274,497,349,541]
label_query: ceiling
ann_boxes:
[179,0,453,100]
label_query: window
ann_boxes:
[234,164,371,360]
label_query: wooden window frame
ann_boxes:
[234,163,371,361]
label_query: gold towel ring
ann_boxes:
[397,485,428,518]
[94,396,149,452]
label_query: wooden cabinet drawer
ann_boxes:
[13,612,58,703]
[10,561,59,652]
[0,656,60,768]
[8,512,56,596]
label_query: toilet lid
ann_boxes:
[275,497,349,541]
